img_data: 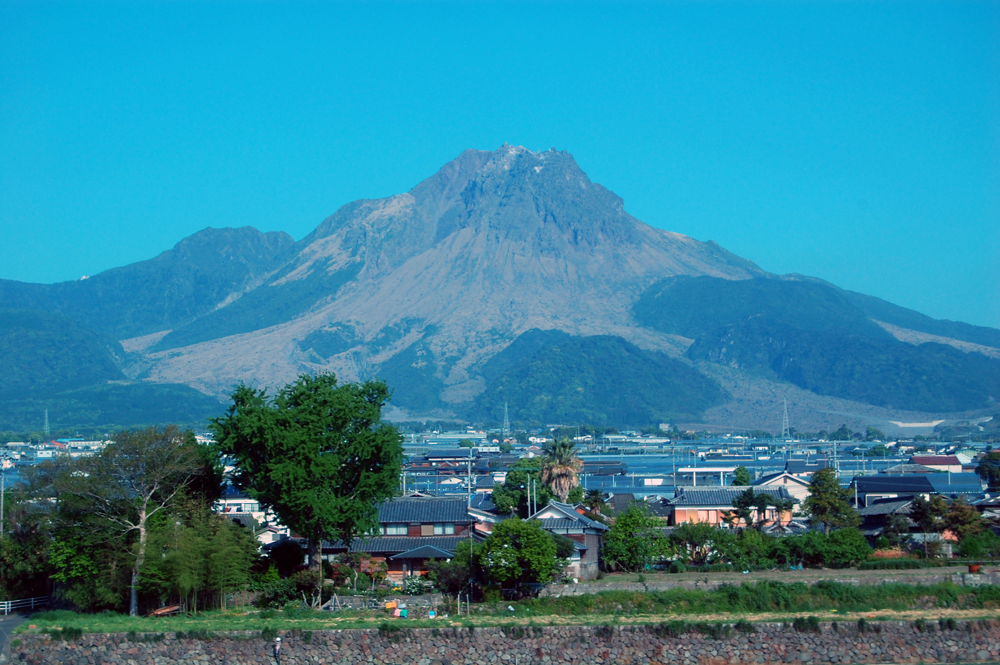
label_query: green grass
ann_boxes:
[486,581,1000,617]
[17,582,1000,637]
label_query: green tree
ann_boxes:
[944,497,983,542]
[583,489,606,515]
[52,425,203,616]
[479,518,559,588]
[803,468,860,535]
[865,426,886,441]
[602,503,669,572]
[426,539,479,594]
[975,452,1000,490]
[458,438,475,448]
[733,466,753,486]
[540,437,583,503]
[910,494,949,557]
[883,513,911,547]
[212,373,404,605]
[669,523,733,566]
[491,458,555,517]
[566,486,585,504]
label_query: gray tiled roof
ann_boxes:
[378,497,472,524]
[323,535,472,554]
[858,498,913,516]
[541,501,609,531]
[668,486,793,506]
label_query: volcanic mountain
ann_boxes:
[3,145,999,431]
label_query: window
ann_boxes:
[433,523,455,535]
[382,523,407,535]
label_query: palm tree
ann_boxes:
[540,437,583,503]
[584,488,606,515]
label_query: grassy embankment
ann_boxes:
[17,580,1000,637]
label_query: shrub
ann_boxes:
[734,619,755,634]
[696,623,730,639]
[667,560,686,574]
[401,575,428,596]
[255,577,299,608]
[260,626,278,642]
[378,623,409,643]
[793,616,821,633]
[959,531,1000,559]
[647,621,689,638]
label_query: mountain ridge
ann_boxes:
[2,145,997,431]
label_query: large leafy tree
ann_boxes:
[211,373,404,602]
[602,503,670,572]
[51,425,203,616]
[478,517,559,588]
[540,437,583,503]
[803,467,859,535]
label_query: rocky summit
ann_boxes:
[3,145,999,431]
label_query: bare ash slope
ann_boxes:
[142,145,762,403]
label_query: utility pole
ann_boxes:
[502,403,510,442]
[781,399,790,440]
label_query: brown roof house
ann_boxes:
[324,496,478,580]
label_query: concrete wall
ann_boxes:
[13,619,1000,665]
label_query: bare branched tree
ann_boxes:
[56,425,201,616]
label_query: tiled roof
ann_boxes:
[910,456,961,466]
[858,498,913,516]
[853,476,934,495]
[532,501,609,531]
[390,545,455,560]
[378,497,472,524]
[323,535,472,554]
[754,472,810,487]
[668,486,793,506]
[607,493,637,515]
[469,494,498,513]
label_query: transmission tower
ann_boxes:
[501,402,510,441]
[780,399,790,440]
[44,409,50,437]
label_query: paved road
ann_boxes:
[0,613,29,664]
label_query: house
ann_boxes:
[214,486,290,544]
[850,476,934,507]
[753,471,812,503]
[664,486,795,526]
[856,497,914,539]
[323,496,478,580]
[529,501,609,581]
[784,458,830,478]
[908,456,963,473]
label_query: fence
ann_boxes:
[0,596,49,615]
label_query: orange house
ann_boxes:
[664,487,796,526]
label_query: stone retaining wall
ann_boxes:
[541,572,1000,597]
[13,620,1000,665]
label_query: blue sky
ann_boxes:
[1,1,997,328]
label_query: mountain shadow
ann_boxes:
[633,276,1000,412]
[469,329,727,426]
